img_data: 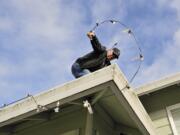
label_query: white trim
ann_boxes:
[0,64,157,135]
[0,65,115,127]
[135,72,180,96]
[166,102,180,135]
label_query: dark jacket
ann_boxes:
[76,36,111,72]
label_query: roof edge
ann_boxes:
[0,64,120,126]
[135,72,180,96]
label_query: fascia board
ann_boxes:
[135,72,180,96]
[0,65,115,127]
[0,64,157,135]
[112,65,157,135]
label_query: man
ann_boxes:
[71,31,120,78]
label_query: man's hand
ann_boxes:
[87,31,95,40]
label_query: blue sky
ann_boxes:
[0,0,180,106]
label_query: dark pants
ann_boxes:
[71,62,90,78]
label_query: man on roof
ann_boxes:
[71,31,120,78]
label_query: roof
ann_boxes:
[135,72,180,96]
[0,64,157,135]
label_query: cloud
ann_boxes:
[0,0,180,105]
[0,18,14,31]
[170,0,180,21]
[90,0,125,21]
[136,29,180,85]
[8,0,87,43]
[134,15,180,87]
[0,0,88,105]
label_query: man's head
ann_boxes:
[107,47,120,60]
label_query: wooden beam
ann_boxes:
[85,110,93,135]
[91,88,108,105]
[23,112,51,121]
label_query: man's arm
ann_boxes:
[87,31,106,53]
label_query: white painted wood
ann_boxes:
[148,109,173,135]
[0,65,114,127]
[0,64,157,135]
[112,65,157,135]
[167,102,180,135]
[135,72,180,96]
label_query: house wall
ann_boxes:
[0,103,142,135]
[0,105,116,135]
[13,107,86,135]
[139,85,180,135]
